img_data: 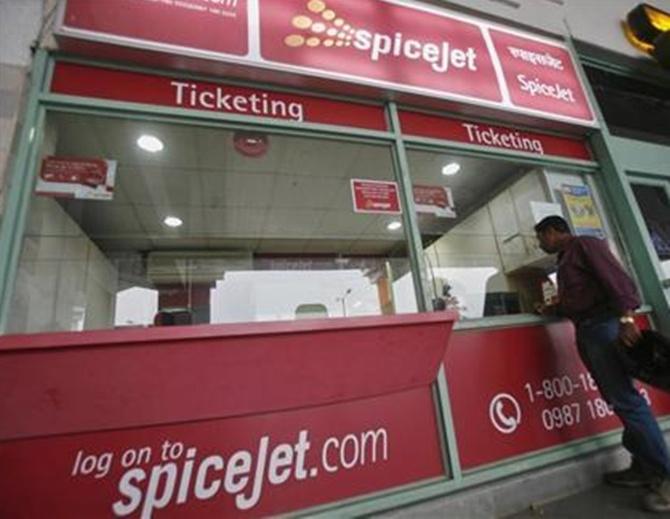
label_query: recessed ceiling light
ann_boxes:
[442,162,461,176]
[387,221,402,231]
[137,134,164,153]
[163,216,183,228]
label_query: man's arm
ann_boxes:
[580,238,642,347]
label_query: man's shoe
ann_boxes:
[643,478,670,513]
[604,461,655,488]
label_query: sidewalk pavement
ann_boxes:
[505,484,670,518]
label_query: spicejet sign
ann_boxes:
[57,0,596,125]
[260,0,502,103]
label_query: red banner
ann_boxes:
[446,318,670,470]
[62,0,248,56]
[50,62,387,131]
[400,111,592,160]
[0,314,456,516]
[0,388,443,518]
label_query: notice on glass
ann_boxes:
[350,179,402,214]
[413,185,456,218]
[36,156,117,201]
[561,185,604,238]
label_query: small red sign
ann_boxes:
[50,62,387,131]
[490,28,595,122]
[37,156,116,200]
[413,185,456,218]
[446,319,670,469]
[400,111,592,161]
[62,0,248,56]
[260,0,502,103]
[351,179,402,214]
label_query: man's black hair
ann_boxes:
[534,215,571,234]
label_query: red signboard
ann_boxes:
[0,314,455,516]
[259,0,501,103]
[351,179,402,214]
[400,111,593,161]
[50,62,387,131]
[62,0,248,56]
[446,318,670,470]
[57,0,597,126]
[0,388,443,518]
[489,28,594,123]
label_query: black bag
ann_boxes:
[617,330,670,392]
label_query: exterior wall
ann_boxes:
[0,0,46,215]
[610,137,670,178]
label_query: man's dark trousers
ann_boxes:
[576,315,670,476]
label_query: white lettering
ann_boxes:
[322,438,339,473]
[268,444,293,485]
[517,74,576,103]
[352,29,477,74]
[235,436,268,510]
[224,451,251,494]
[112,469,146,517]
[170,82,305,121]
[461,122,545,154]
[141,464,177,519]
[194,455,223,500]
[171,81,189,105]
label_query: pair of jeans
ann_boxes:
[576,315,670,477]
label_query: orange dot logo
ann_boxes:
[284,1,358,52]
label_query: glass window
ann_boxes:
[584,66,670,147]
[631,182,670,279]
[7,112,416,334]
[406,149,623,320]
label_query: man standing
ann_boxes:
[535,215,670,513]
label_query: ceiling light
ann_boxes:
[387,221,402,231]
[137,134,164,153]
[442,162,461,176]
[163,216,183,228]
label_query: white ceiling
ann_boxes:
[44,112,522,258]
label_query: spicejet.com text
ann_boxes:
[111,428,389,518]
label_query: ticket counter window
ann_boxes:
[7,113,416,333]
[406,149,618,319]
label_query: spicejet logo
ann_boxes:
[284,0,479,74]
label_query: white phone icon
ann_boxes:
[489,393,521,434]
[495,401,518,429]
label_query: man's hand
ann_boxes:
[534,302,558,316]
[619,319,642,348]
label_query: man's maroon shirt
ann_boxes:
[557,236,641,322]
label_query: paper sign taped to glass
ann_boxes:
[413,185,456,218]
[36,156,117,201]
[561,184,604,238]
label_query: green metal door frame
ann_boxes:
[627,175,670,296]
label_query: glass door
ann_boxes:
[629,177,670,303]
